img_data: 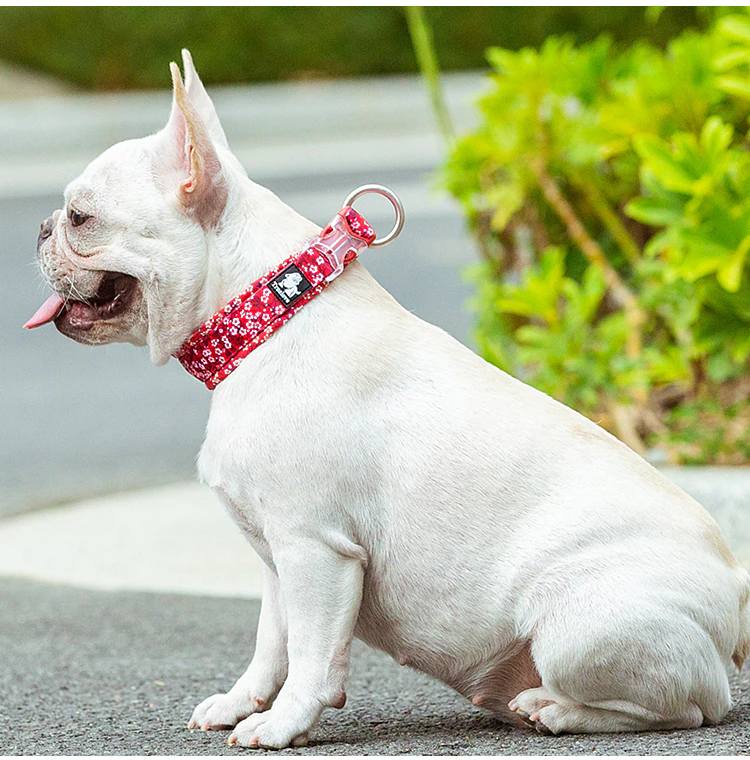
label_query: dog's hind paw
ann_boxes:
[509,687,556,734]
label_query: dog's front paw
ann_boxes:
[188,691,268,731]
[227,700,318,750]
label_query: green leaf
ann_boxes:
[497,295,541,318]
[706,352,735,383]
[488,180,525,231]
[716,75,750,100]
[718,14,750,44]
[717,247,748,292]
[713,48,750,72]
[625,196,683,226]
[700,116,733,157]
[633,135,697,193]
[644,229,675,259]
[497,247,567,326]
[673,231,736,281]
[515,324,553,348]
[645,345,691,384]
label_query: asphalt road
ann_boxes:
[1,578,747,756]
[0,173,476,517]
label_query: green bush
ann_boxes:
[0,7,698,90]
[444,10,750,464]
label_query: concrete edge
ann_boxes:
[0,468,747,601]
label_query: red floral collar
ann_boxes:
[175,206,376,389]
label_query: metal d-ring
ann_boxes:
[344,184,405,248]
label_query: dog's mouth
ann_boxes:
[24,272,139,331]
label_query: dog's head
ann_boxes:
[27,50,231,363]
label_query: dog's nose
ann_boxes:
[38,216,55,246]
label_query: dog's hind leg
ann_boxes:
[510,602,732,735]
[510,688,704,734]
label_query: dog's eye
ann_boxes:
[69,209,90,227]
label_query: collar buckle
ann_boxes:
[315,210,372,282]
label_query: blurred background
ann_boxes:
[0,7,699,88]
[0,6,708,519]
[2,6,749,557]
[0,6,703,519]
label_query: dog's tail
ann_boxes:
[733,566,750,671]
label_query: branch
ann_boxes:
[609,402,647,455]
[572,175,641,264]
[531,157,645,360]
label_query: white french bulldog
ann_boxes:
[28,51,749,749]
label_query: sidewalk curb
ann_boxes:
[0,468,747,600]
[0,482,264,599]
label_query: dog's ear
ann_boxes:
[181,49,228,149]
[158,60,228,229]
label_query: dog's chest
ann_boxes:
[197,391,284,569]
[210,483,273,567]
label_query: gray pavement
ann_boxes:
[1,578,748,756]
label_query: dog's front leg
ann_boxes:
[189,564,288,731]
[228,536,365,749]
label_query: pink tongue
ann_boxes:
[24,293,66,329]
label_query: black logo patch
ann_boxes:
[268,264,312,307]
